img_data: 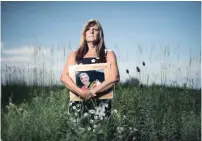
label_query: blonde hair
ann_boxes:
[76,19,106,64]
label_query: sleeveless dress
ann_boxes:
[68,54,112,121]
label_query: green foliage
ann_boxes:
[123,77,140,86]
[2,84,201,141]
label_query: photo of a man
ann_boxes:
[79,73,90,90]
[76,70,104,90]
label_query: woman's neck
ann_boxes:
[87,42,97,52]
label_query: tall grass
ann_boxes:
[1,43,70,86]
[1,43,201,88]
[2,84,201,141]
[1,43,201,140]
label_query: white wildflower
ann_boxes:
[117,126,124,133]
[74,112,78,116]
[100,102,108,108]
[95,106,106,118]
[129,127,132,131]
[69,101,74,106]
[99,116,103,120]
[84,113,88,117]
[88,127,91,131]
[93,124,97,129]
[90,120,94,124]
[76,104,80,107]
[112,109,118,114]
[95,107,103,115]
[133,128,138,132]
[99,111,106,118]
[89,109,95,114]
[73,106,76,110]
[94,115,98,120]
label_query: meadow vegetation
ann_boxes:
[1,45,201,141]
[1,82,201,141]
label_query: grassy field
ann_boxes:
[1,83,201,141]
[1,44,201,140]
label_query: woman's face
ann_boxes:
[80,74,89,85]
[85,24,99,43]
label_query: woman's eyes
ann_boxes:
[86,28,99,31]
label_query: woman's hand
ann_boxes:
[88,80,101,96]
[87,51,120,94]
[79,89,96,100]
[89,88,97,97]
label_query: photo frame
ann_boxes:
[69,63,113,101]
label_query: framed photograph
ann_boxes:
[69,63,113,101]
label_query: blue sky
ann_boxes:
[1,1,201,88]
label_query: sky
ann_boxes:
[1,1,201,88]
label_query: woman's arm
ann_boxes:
[60,51,92,99]
[90,50,120,95]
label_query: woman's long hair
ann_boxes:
[76,19,106,64]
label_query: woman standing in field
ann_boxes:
[61,19,120,118]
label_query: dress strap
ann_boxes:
[104,49,112,61]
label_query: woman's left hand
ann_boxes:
[89,88,97,97]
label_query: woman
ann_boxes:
[61,19,120,118]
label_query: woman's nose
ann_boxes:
[90,29,94,34]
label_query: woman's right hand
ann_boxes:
[79,89,95,100]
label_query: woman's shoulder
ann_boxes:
[105,48,115,55]
[105,48,117,62]
[68,50,77,58]
[70,50,77,55]
[105,48,114,56]
[66,50,77,64]
[105,48,113,53]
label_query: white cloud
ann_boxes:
[2,46,50,56]
[1,44,70,85]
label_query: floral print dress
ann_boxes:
[68,57,112,121]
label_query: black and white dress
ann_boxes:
[68,50,112,121]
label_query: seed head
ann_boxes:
[126,69,129,74]
[136,67,140,72]
[142,61,145,66]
